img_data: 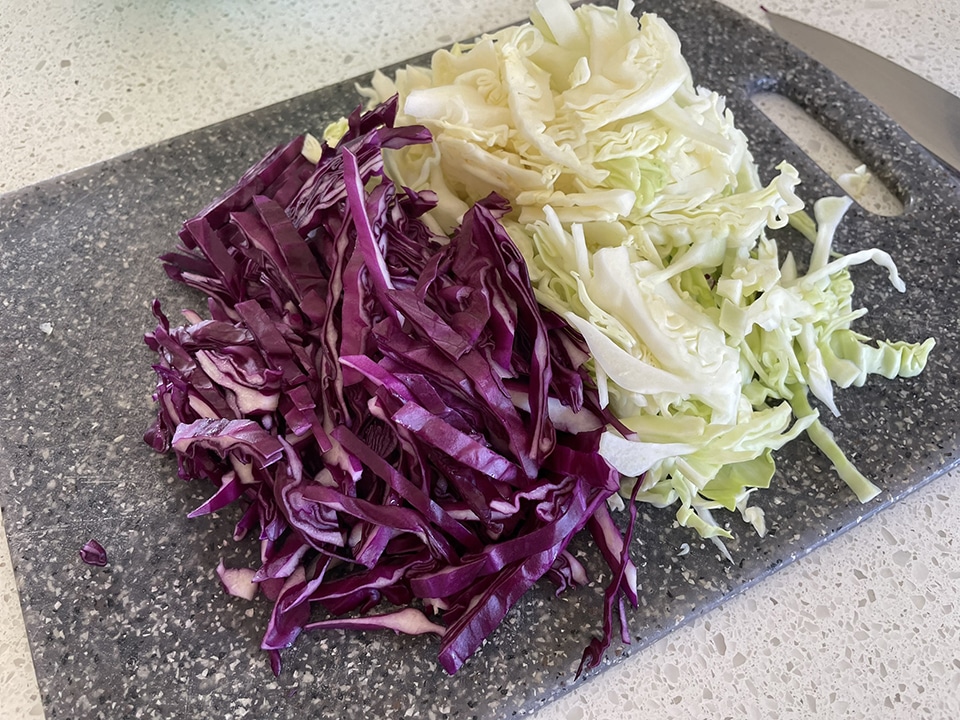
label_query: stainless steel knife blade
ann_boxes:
[764,9,960,175]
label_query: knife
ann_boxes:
[762,8,960,175]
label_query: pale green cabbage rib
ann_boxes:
[359,0,935,539]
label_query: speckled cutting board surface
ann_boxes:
[1,1,959,718]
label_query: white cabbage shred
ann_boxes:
[358,0,935,538]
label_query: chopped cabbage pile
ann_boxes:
[358,0,934,538]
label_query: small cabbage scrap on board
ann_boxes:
[358,0,935,539]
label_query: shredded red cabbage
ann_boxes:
[80,539,108,567]
[144,97,636,676]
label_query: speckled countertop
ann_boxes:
[1,1,959,718]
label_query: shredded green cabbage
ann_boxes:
[357,0,935,538]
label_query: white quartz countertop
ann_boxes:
[1,1,958,718]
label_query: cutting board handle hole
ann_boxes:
[751,92,904,217]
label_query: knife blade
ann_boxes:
[763,8,960,175]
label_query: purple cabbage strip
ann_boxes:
[577,479,642,677]
[144,97,641,677]
[79,539,108,567]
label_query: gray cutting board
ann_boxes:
[2,1,959,718]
